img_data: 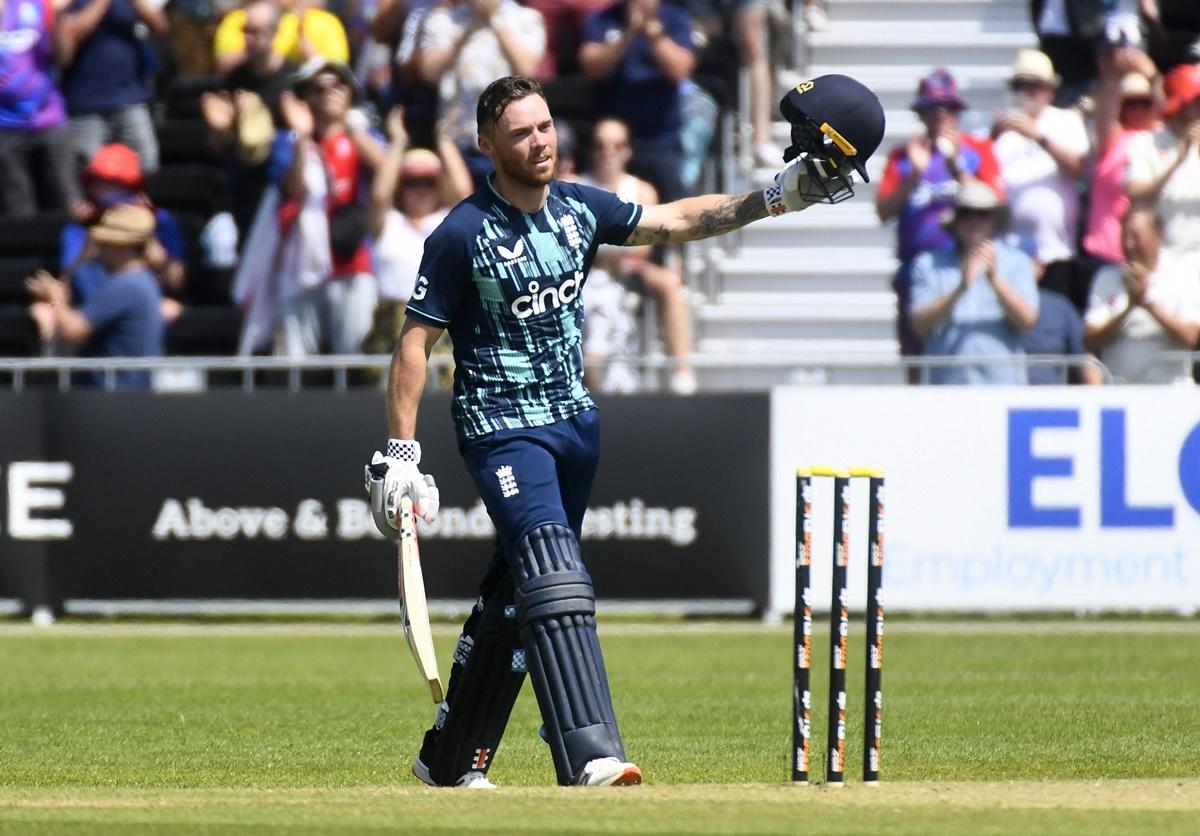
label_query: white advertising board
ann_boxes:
[769,386,1200,615]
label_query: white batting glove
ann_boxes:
[763,154,854,216]
[364,439,440,537]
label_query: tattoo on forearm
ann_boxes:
[626,224,672,246]
[690,191,768,240]
[625,191,769,247]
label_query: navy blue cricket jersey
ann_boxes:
[406,179,643,439]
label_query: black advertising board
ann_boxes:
[0,392,769,612]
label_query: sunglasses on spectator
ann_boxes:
[917,103,962,114]
[243,25,272,35]
[956,208,994,220]
[403,177,438,187]
[1122,98,1154,108]
[1008,79,1050,92]
[308,78,348,93]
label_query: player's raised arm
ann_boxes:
[627,74,885,246]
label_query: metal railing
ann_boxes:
[0,352,1120,392]
[1140,351,1200,385]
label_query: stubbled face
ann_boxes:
[590,119,631,180]
[1122,212,1161,266]
[480,94,556,189]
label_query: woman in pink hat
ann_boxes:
[1125,62,1200,274]
[1082,49,1165,303]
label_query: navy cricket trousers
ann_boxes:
[460,408,600,553]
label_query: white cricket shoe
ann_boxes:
[577,757,643,787]
[454,771,497,789]
[412,757,497,789]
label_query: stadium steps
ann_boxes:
[807,28,1035,68]
[691,0,1033,389]
[831,0,1028,24]
[712,247,897,294]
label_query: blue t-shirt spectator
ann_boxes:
[60,0,151,115]
[1022,287,1087,384]
[78,265,163,389]
[581,1,693,141]
[911,240,1040,384]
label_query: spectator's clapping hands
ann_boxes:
[387,106,409,148]
[932,129,959,174]
[201,92,236,134]
[627,0,660,33]
[280,91,315,139]
[25,270,69,307]
[1178,120,1200,155]
[469,0,499,24]
[993,111,1040,141]
[1122,263,1150,307]
[961,241,996,289]
[906,135,931,175]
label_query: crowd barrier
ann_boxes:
[4,357,1199,620]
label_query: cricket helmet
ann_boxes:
[780,75,886,203]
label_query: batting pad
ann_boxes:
[513,524,626,785]
[427,573,526,786]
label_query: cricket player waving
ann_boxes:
[367,74,883,788]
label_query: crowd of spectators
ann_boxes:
[2,0,787,389]
[878,1,1200,384]
[7,0,1200,388]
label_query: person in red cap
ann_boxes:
[876,68,1003,367]
[1126,62,1200,276]
[59,143,187,322]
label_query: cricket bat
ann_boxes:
[397,496,444,703]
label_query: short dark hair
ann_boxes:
[476,76,545,136]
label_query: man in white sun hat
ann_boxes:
[991,48,1091,314]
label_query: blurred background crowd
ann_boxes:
[2,0,1200,388]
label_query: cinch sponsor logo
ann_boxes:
[510,271,582,319]
[1007,407,1200,528]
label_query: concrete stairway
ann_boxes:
[690,0,1037,388]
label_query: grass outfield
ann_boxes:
[1,621,1198,834]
